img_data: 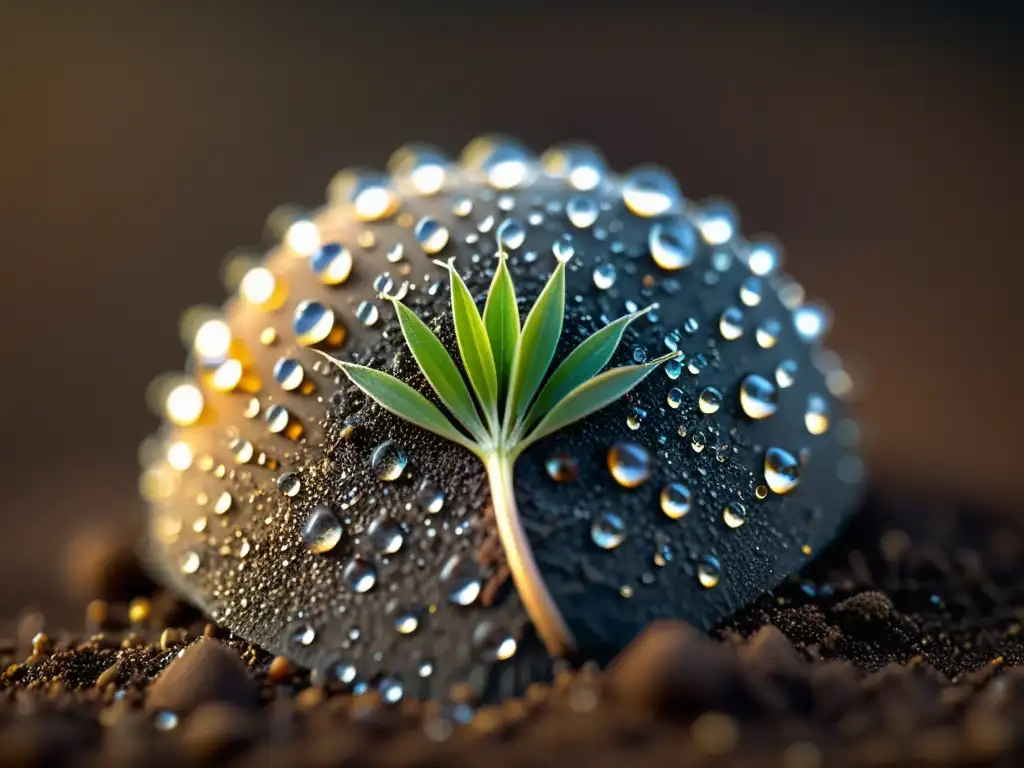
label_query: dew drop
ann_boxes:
[395,611,419,635]
[416,479,445,513]
[180,550,201,575]
[691,432,706,453]
[293,301,335,346]
[739,374,779,420]
[739,276,763,307]
[213,491,233,515]
[273,357,305,391]
[277,472,301,497]
[323,660,357,686]
[667,388,684,409]
[302,505,343,554]
[664,359,683,380]
[722,502,747,529]
[415,217,449,254]
[343,556,378,593]
[591,512,627,550]
[544,454,578,482]
[607,443,651,488]
[153,711,179,731]
[697,555,722,588]
[418,660,434,678]
[698,386,723,414]
[371,441,407,481]
[775,359,798,388]
[649,220,698,270]
[660,483,692,520]
[623,168,680,217]
[697,201,737,245]
[747,241,780,276]
[794,304,829,343]
[805,394,831,435]
[440,554,482,606]
[367,515,404,555]
[592,263,617,290]
[496,219,526,250]
[355,301,380,327]
[290,623,316,646]
[755,318,781,349]
[265,404,290,434]
[310,243,353,285]
[379,677,404,704]
[765,447,800,494]
[719,307,744,340]
[372,273,395,295]
[452,197,473,217]
[552,233,575,262]
[473,622,518,661]
[566,195,599,228]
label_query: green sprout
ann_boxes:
[318,252,679,656]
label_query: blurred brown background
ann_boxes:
[0,1,1020,626]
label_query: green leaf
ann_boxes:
[482,253,519,399]
[438,261,499,427]
[388,299,488,442]
[320,356,481,455]
[506,260,566,431]
[514,352,681,456]
[522,304,656,433]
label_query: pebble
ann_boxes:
[146,638,258,713]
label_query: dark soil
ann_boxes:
[3,485,1023,767]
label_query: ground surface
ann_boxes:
[2,485,1023,767]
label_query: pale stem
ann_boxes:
[484,451,576,657]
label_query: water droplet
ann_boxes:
[355,301,379,327]
[691,432,706,453]
[775,359,798,388]
[416,479,445,513]
[765,447,800,494]
[697,555,722,588]
[395,611,419,635]
[722,502,747,528]
[452,197,473,217]
[623,167,680,217]
[626,414,642,431]
[697,200,737,245]
[660,483,692,520]
[496,218,526,250]
[310,243,353,285]
[687,353,708,376]
[302,505,343,554]
[379,677,404,704]
[755,318,781,349]
[293,300,335,346]
[541,142,606,191]
[591,511,627,550]
[566,195,599,228]
[665,359,683,380]
[180,550,201,575]
[607,443,651,488]
[719,307,744,340]
[277,472,301,497]
[463,137,532,189]
[739,374,779,420]
[739,276,762,307]
[440,554,482,606]
[649,220,698,270]
[666,388,684,409]
[265,404,290,434]
[473,622,518,661]
[552,233,575,262]
[371,441,407,481]
[698,386,723,414]
[747,240,780,276]
[321,659,357,687]
[545,454,578,482]
[415,217,449,254]
[367,516,404,555]
[794,304,829,343]
[633,347,648,364]
[418,660,434,677]
[164,381,205,427]
[285,219,320,256]
[343,556,378,593]
[213,491,233,515]
[153,711,179,731]
[290,623,316,646]
[273,357,305,391]
[593,263,617,290]
[805,394,830,435]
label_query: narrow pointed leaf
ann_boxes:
[515,352,681,454]
[443,263,499,425]
[389,299,488,441]
[482,253,519,398]
[328,359,480,454]
[522,304,656,432]
[506,260,566,429]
